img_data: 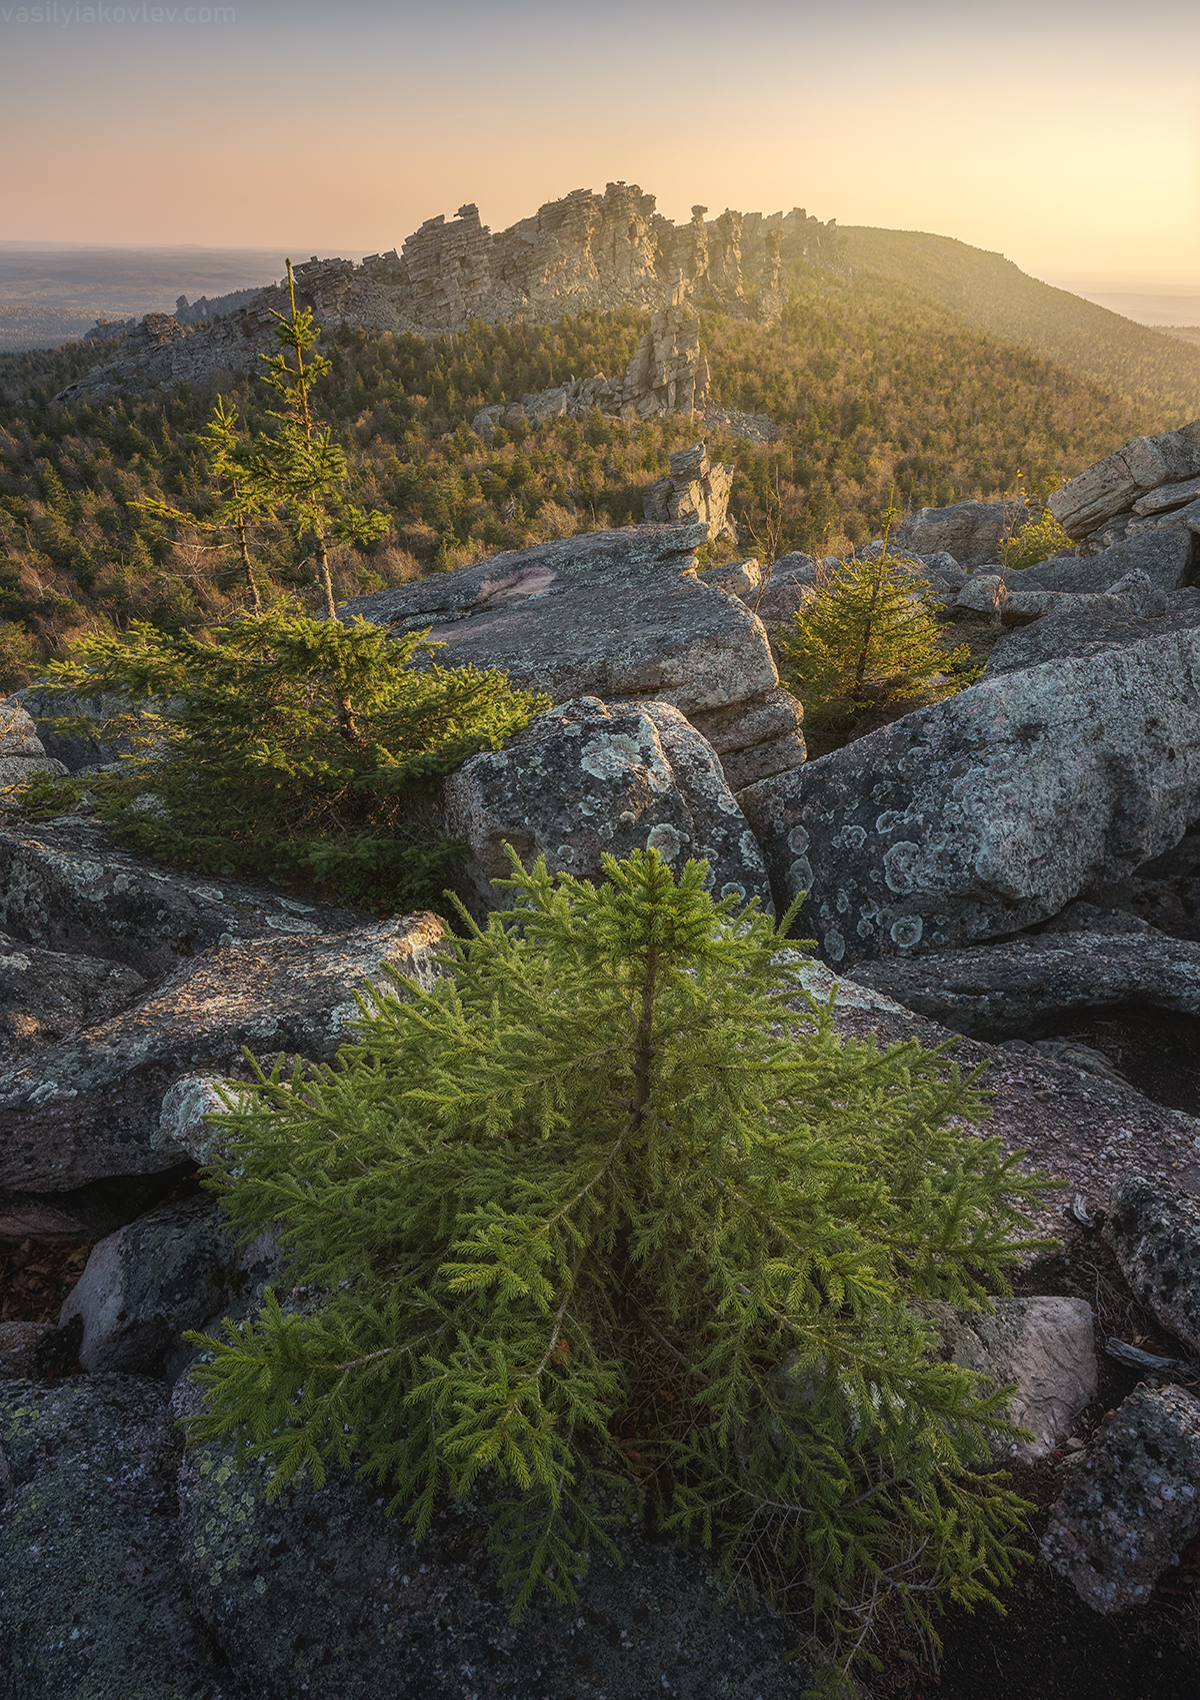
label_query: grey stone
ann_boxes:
[1048,427,1200,538]
[0,912,444,1193]
[1104,1171,1200,1356]
[171,1376,802,1700]
[934,1297,1097,1460]
[0,703,44,759]
[14,687,149,772]
[698,556,761,597]
[0,1321,53,1380]
[0,756,68,787]
[953,573,1006,615]
[58,1194,278,1377]
[0,812,370,982]
[749,551,821,626]
[1017,521,1196,594]
[891,498,1028,567]
[0,928,146,1063]
[1041,1383,1200,1612]
[155,1073,242,1169]
[688,685,806,791]
[740,625,1200,966]
[340,526,778,720]
[441,697,773,922]
[643,442,736,541]
[987,587,1200,678]
[0,1374,233,1698]
[1128,495,1200,539]
[1133,474,1200,517]
[848,926,1200,1041]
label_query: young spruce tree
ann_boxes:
[183,848,1052,1687]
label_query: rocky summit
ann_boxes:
[3,415,1200,1695]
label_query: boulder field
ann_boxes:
[3,420,1200,1693]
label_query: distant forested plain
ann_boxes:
[0,255,1178,686]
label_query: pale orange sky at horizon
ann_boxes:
[1,0,1197,295]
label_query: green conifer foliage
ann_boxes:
[34,606,548,908]
[182,849,1053,1681]
[779,548,976,746]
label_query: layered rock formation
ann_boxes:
[58,181,844,402]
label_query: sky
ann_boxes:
[1,0,1198,296]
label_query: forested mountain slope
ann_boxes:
[0,264,1163,685]
[840,226,1200,422]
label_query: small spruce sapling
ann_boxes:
[239,259,388,618]
[129,398,273,614]
[181,847,1054,1683]
[779,510,975,744]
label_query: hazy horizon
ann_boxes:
[1,0,1197,297]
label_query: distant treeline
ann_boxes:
[0,263,1160,687]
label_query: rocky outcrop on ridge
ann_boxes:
[57,182,844,403]
[474,291,710,435]
[337,523,801,794]
[642,440,736,541]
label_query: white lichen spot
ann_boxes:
[646,824,686,862]
[875,811,902,834]
[787,856,813,893]
[882,840,922,896]
[890,915,924,949]
[720,883,747,902]
[787,825,810,855]
[824,928,846,962]
[834,824,866,851]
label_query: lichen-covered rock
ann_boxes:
[933,1297,1097,1460]
[59,1194,278,1377]
[0,703,45,759]
[0,812,370,981]
[1047,424,1200,539]
[1103,1171,1200,1355]
[12,687,146,773]
[0,1322,53,1380]
[171,1378,802,1700]
[1041,1383,1200,1613]
[0,1374,233,1698]
[0,912,443,1193]
[442,697,772,921]
[849,926,1200,1040]
[0,756,68,788]
[740,626,1200,966]
[987,581,1200,679]
[340,526,777,717]
[0,929,146,1063]
[155,1074,240,1169]
[1016,524,1195,594]
[891,497,1028,566]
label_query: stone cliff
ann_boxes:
[57,181,845,404]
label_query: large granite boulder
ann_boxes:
[339,527,787,774]
[0,1374,234,1699]
[891,498,1028,566]
[849,924,1200,1040]
[0,913,443,1193]
[1103,1171,1200,1356]
[171,1380,802,1700]
[1041,1383,1200,1613]
[1047,422,1200,539]
[442,697,773,921]
[740,626,1200,966]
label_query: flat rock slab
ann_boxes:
[849,926,1200,1040]
[741,627,1200,966]
[0,928,147,1061]
[0,913,443,1193]
[171,1381,803,1700]
[339,526,780,717]
[1041,1383,1200,1613]
[0,1374,234,1699]
[791,960,1200,1241]
[442,696,772,920]
[891,497,1026,566]
[1016,525,1195,594]
[987,591,1200,677]
[0,812,368,983]
[1104,1170,1200,1356]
